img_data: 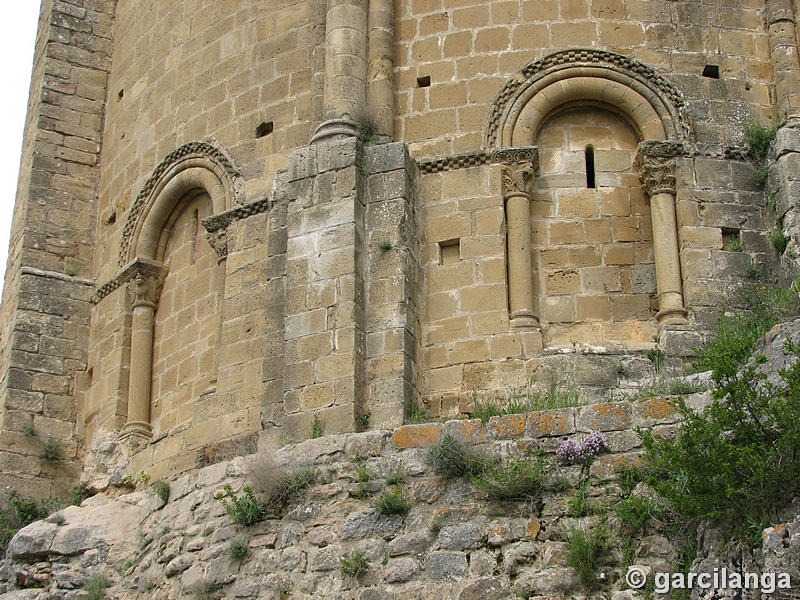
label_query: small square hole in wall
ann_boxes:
[721,228,742,251]
[702,65,720,79]
[417,75,431,88]
[256,121,274,138]
[440,239,460,265]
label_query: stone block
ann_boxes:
[393,423,441,448]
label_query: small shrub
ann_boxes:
[770,227,787,254]
[138,473,150,485]
[310,415,324,439]
[568,483,593,517]
[84,575,111,600]
[565,525,609,590]
[7,490,49,525]
[642,338,800,544]
[743,119,777,162]
[615,464,645,494]
[728,233,743,252]
[385,469,406,485]
[376,240,392,251]
[753,165,769,188]
[229,537,250,561]
[374,488,412,516]
[427,435,485,479]
[471,455,548,500]
[215,485,264,526]
[646,348,665,373]
[357,412,370,430]
[746,262,761,279]
[22,423,36,437]
[354,460,372,483]
[266,467,316,512]
[353,482,370,499]
[70,484,92,505]
[407,401,427,424]
[51,513,65,526]
[614,495,662,529]
[41,438,61,463]
[615,363,630,378]
[341,550,371,578]
[154,481,170,503]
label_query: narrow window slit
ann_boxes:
[191,209,199,264]
[585,147,596,189]
[417,75,431,88]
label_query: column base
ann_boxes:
[311,118,360,144]
[656,306,688,325]
[510,311,540,329]
[118,421,152,442]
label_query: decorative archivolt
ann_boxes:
[484,48,692,148]
[118,141,243,266]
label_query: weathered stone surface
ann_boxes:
[384,557,419,583]
[424,551,468,580]
[438,523,482,550]
[342,510,403,540]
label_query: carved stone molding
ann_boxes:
[634,141,684,197]
[417,147,539,179]
[92,257,166,305]
[206,229,229,262]
[125,258,167,309]
[119,141,242,266]
[495,147,539,198]
[485,48,691,148]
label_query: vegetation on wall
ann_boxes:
[642,282,800,545]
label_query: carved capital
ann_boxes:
[634,141,684,197]
[118,258,167,309]
[494,147,539,198]
[206,228,229,261]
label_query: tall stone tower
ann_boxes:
[2,0,800,497]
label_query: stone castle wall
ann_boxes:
[2,0,800,494]
[1,393,717,600]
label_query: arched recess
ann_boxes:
[484,49,691,149]
[119,141,242,266]
[118,142,240,441]
[486,50,692,331]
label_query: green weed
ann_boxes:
[341,550,371,578]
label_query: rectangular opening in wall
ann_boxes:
[440,239,460,265]
[417,75,431,88]
[721,228,742,251]
[702,65,720,79]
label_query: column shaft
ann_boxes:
[368,0,395,137]
[125,304,156,435]
[506,193,537,325]
[313,0,368,142]
[650,192,686,323]
[766,0,800,120]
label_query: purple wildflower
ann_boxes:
[555,431,610,464]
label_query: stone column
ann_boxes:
[120,258,166,441]
[496,148,539,328]
[766,0,800,121]
[312,0,369,143]
[634,141,688,325]
[368,0,394,138]
[205,225,229,390]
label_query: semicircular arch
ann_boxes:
[484,49,692,149]
[119,142,242,265]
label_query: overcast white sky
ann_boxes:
[0,4,42,293]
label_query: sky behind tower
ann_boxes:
[1,4,43,294]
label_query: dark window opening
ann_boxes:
[702,65,720,79]
[439,239,460,265]
[721,228,742,251]
[417,75,431,88]
[585,147,596,189]
[118,89,124,100]
[256,121,274,138]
